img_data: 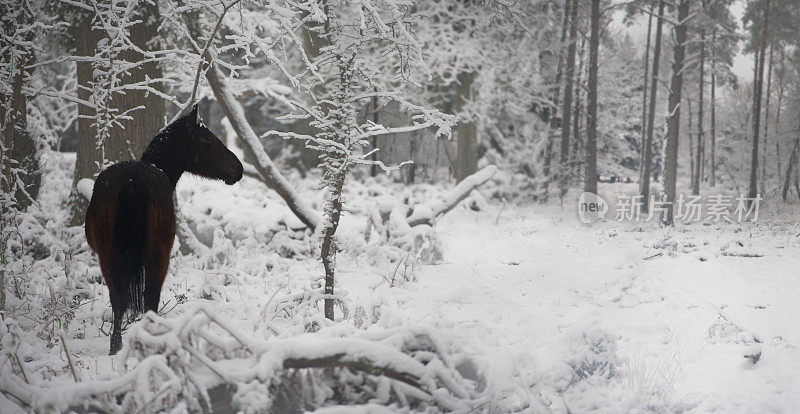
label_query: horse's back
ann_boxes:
[86,161,174,255]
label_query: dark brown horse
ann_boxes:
[85,105,243,355]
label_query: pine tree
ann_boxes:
[584,0,601,195]
[661,0,691,226]
[747,0,771,205]
[640,0,665,212]
[559,0,580,199]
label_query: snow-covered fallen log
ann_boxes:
[407,165,497,227]
[205,60,320,231]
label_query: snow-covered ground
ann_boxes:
[411,202,800,412]
[3,152,800,412]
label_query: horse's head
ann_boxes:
[183,105,243,185]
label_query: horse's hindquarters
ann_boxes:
[84,160,176,354]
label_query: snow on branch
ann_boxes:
[187,0,244,108]
[21,85,95,110]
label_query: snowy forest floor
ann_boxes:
[3,152,800,413]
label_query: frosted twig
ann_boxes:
[13,353,29,384]
[59,332,79,382]
[187,0,245,110]
[197,308,255,352]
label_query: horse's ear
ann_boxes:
[189,104,198,124]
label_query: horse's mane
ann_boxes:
[139,116,192,186]
[141,116,188,163]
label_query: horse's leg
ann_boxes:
[143,250,169,314]
[99,252,125,355]
[109,295,125,355]
[144,191,175,315]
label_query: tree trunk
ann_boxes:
[693,25,705,196]
[640,0,665,212]
[782,140,797,201]
[660,0,690,226]
[541,127,552,200]
[572,39,587,183]
[456,71,477,183]
[370,94,379,177]
[748,0,770,205]
[0,3,36,311]
[0,35,25,315]
[688,99,694,187]
[559,0,579,199]
[312,1,360,321]
[103,1,165,163]
[407,136,417,184]
[585,0,601,195]
[541,0,572,203]
[795,116,800,200]
[783,66,800,201]
[68,3,164,226]
[775,47,785,187]
[540,0,572,203]
[67,13,102,226]
[639,1,654,184]
[9,84,39,210]
[1,46,26,203]
[761,44,774,194]
[710,30,717,187]
[321,164,345,320]
[287,22,327,174]
[796,137,800,201]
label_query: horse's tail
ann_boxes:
[111,173,149,315]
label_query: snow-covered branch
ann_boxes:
[205,58,320,230]
[28,306,485,412]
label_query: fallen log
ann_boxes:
[283,354,426,392]
[407,165,497,227]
